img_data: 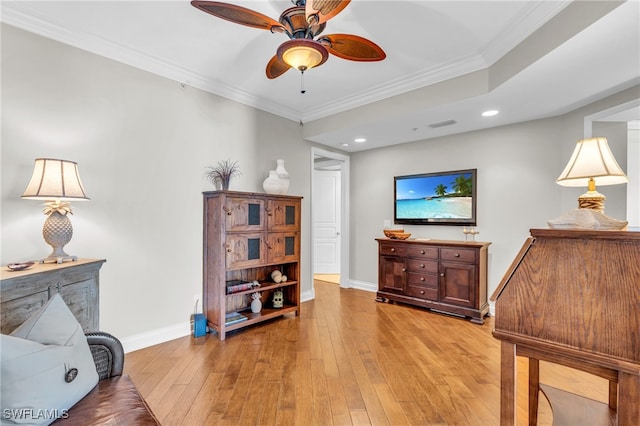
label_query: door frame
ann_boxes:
[311,147,350,288]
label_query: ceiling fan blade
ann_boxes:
[320,34,386,61]
[266,55,291,79]
[306,0,351,25]
[191,1,284,32]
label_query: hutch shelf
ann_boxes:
[203,191,302,340]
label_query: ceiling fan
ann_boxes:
[191,0,386,82]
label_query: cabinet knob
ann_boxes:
[227,249,231,253]
[390,248,395,252]
[420,290,425,294]
[402,268,406,272]
[454,253,460,257]
[420,264,425,268]
[420,250,425,254]
[222,207,232,216]
[440,273,445,277]
[420,277,425,282]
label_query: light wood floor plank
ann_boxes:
[125,280,610,425]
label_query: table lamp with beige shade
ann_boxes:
[21,158,89,263]
[550,137,629,230]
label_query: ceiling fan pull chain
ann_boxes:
[300,70,306,94]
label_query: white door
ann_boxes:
[313,170,341,274]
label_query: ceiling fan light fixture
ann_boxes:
[278,39,328,71]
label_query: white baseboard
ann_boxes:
[345,279,377,293]
[120,321,190,354]
[301,288,315,303]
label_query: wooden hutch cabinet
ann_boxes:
[376,238,490,324]
[1,259,105,334]
[492,229,640,425]
[203,191,302,340]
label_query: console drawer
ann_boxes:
[406,245,438,259]
[406,259,438,273]
[380,243,406,257]
[441,248,476,263]
[407,273,438,287]
[406,284,438,301]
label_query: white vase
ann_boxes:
[251,297,262,314]
[275,159,290,194]
[275,159,289,179]
[263,170,288,194]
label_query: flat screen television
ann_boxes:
[394,169,477,226]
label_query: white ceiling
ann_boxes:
[2,0,639,152]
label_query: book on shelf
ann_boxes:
[226,279,260,294]
[225,311,248,325]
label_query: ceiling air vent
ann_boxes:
[428,119,457,128]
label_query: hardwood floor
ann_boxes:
[125,281,609,425]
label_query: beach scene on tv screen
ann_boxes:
[396,172,473,219]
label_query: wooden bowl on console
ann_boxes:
[384,229,403,238]
[384,229,411,240]
[389,232,411,240]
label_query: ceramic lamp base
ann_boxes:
[41,211,77,264]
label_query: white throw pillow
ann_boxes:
[1,294,99,425]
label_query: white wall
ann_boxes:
[1,24,310,351]
[348,86,638,301]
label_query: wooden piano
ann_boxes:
[491,229,640,425]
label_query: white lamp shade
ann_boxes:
[22,158,89,200]
[556,137,629,187]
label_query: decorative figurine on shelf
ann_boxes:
[271,269,283,283]
[272,290,284,308]
[250,292,262,314]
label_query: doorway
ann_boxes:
[311,148,350,288]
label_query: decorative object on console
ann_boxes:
[6,261,35,271]
[462,226,479,241]
[22,158,89,264]
[205,158,241,190]
[553,137,628,230]
[383,229,411,240]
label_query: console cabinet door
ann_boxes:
[224,197,265,231]
[0,291,49,334]
[57,278,98,332]
[439,261,476,308]
[379,256,406,294]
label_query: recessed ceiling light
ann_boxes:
[482,110,499,117]
[354,137,366,143]
[341,143,349,147]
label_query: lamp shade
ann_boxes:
[556,137,629,187]
[22,158,89,201]
[277,39,328,71]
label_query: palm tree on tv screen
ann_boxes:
[452,175,473,196]
[434,184,447,197]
